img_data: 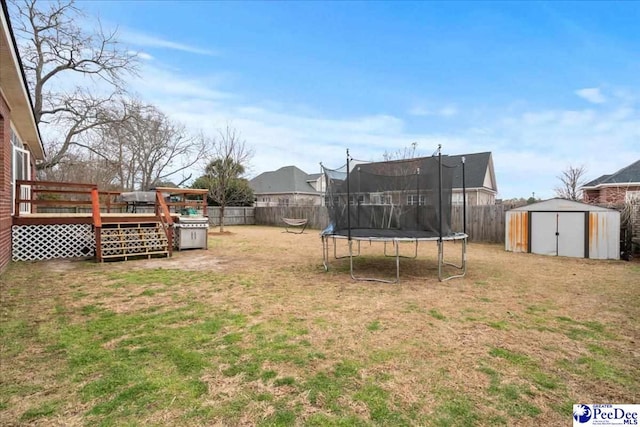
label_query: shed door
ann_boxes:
[531,212,585,257]
[531,212,557,256]
[557,213,585,257]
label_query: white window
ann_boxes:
[10,127,31,215]
[350,195,364,205]
[370,192,391,205]
[407,195,425,206]
[452,193,469,205]
[626,190,640,203]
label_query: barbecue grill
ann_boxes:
[119,191,158,213]
[174,216,209,250]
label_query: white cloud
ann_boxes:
[131,64,234,101]
[137,52,154,61]
[128,50,154,61]
[475,103,639,199]
[575,87,606,104]
[408,104,458,118]
[408,106,431,116]
[124,62,639,199]
[439,106,458,117]
[119,28,218,56]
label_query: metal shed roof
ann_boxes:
[508,198,617,212]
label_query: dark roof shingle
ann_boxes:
[583,159,640,187]
[443,152,493,189]
[250,166,319,194]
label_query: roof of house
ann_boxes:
[358,151,495,190]
[252,151,495,195]
[443,152,495,190]
[328,151,494,194]
[583,159,640,188]
[250,166,320,194]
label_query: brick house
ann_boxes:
[582,159,640,205]
[1,0,45,272]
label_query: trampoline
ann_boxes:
[321,146,468,283]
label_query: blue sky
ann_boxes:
[79,1,639,199]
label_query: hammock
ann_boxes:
[282,218,308,234]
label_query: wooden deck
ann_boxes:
[11,181,210,262]
[13,213,180,226]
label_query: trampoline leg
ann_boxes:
[349,239,399,284]
[384,239,418,259]
[444,239,464,269]
[349,240,355,279]
[439,238,467,282]
[395,240,400,283]
[438,240,443,281]
[335,238,360,259]
[322,236,329,272]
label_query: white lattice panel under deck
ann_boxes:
[12,224,95,261]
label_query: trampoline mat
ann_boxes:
[327,228,463,239]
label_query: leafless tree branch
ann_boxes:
[9,0,138,171]
[554,164,587,201]
[203,124,254,232]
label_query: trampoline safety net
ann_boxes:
[322,155,459,239]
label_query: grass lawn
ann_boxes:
[1,225,638,426]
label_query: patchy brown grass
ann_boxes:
[1,225,638,426]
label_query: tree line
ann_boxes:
[9,0,254,229]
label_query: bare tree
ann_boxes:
[554,164,587,201]
[9,0,138,171]
[38,151,119,189]
[97,100,212,191]
[382,142,418,161]
[204,126,254,232]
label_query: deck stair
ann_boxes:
[99,221,169,261]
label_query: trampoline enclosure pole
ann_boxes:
[416,167,420,227]
[438,145,443,242]
[462,156,466,235]
[346,149,351,241]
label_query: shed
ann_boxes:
[505,198,620,260]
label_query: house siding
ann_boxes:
[1,95,11,272]
[452,189,496,206]
[255,193,322,207]
[632,204,640,243]
[584,185,640,205]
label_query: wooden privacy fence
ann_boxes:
[254,205,507,242]
[207,207,255,226]
[38,204,508,242]
[254,206,329,230]
[452,205,506,243]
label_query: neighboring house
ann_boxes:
[447,151,497,206]
[337,151,496,207]
[250,166,322,207]
[1,0,45,272]
[306,172,325,193]
[582,159,640,205]
[251,152,497,208]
